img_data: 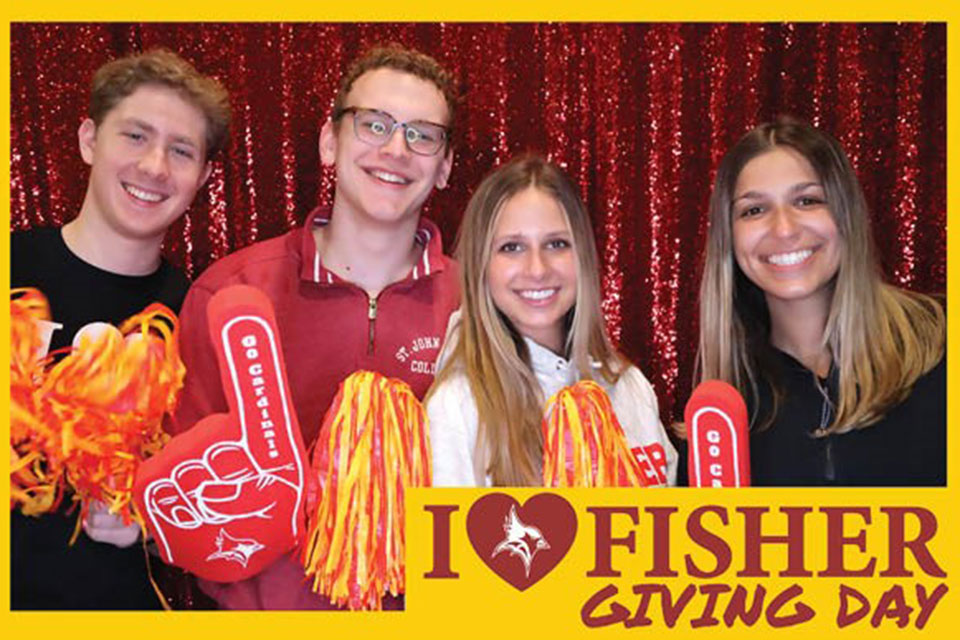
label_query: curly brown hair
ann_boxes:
[332,43,458,145]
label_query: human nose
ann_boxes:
[137,143,170,179]
[379,125,411,158]
[524,247,549,278]
[769,204,800,238]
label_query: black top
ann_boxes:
[746,348,946,486]
[11,227,189,352]
[10,227,190,610]
[677,349,946,487]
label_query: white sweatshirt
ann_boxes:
[427,331,678,487]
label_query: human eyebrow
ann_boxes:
[789,181,824,194]
[493,232,526,244]
[169,135,202,150]
[120,118,156,133]
[120,118,202,149]
[731,191,764,205]
[353,107,394,120]
[410,118,448,130]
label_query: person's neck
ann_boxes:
[313,204,423,296]
[766,294,832,377]
[61,208,164,276]
[523,331,565,358]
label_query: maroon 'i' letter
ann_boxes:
[424,505,459,578]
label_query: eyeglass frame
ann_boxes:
[332,106,451,157]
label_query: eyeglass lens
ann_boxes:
[352,109,445,156]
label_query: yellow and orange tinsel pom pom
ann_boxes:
[542,380,651,487]
[302,371,432,610]
[10,289,59,515]
[10,288,185,531]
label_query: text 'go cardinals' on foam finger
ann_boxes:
[133,285,309,582]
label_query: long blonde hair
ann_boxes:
[429,155,623,485]
[698,116,945,433]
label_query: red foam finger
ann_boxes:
[684,380,750,487]
[132,286,310,582]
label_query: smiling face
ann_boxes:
[78,83,212,242]
[320,68,453,227]
[732,146,842,312]
[486,186,578,353]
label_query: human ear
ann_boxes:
[435,148,454,190]
[319,118,337,167]
[78,118,98,166]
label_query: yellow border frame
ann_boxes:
[2,2,955,638]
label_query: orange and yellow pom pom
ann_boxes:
[542,380,651,487]
[10,289,61,515]
[302,371,431,611]
[10,288,185,528]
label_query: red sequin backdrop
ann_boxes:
[10,23,946,421]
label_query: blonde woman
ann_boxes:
[697,117,945,485]
[427,155,677,487]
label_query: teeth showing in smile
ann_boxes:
[124,183,165,203]
[369,169,410,185]
[518,288,557,301]
[767,249,813,266]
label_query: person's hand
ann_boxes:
[83,500,141,548]
[134,285,310,582]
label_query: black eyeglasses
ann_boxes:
[335,107,449,157]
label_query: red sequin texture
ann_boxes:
[10,23,946,421]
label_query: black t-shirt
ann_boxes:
[10,227,190,609]
[11,227,189,352]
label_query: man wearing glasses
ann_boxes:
[169,45,460,609]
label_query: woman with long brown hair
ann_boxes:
[696,116,945,485]
[427,155,677,487]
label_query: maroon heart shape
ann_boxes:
[466,493,577,591]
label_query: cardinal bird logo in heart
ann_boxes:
[466,493,577,591]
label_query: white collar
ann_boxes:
[523,336,576,385]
